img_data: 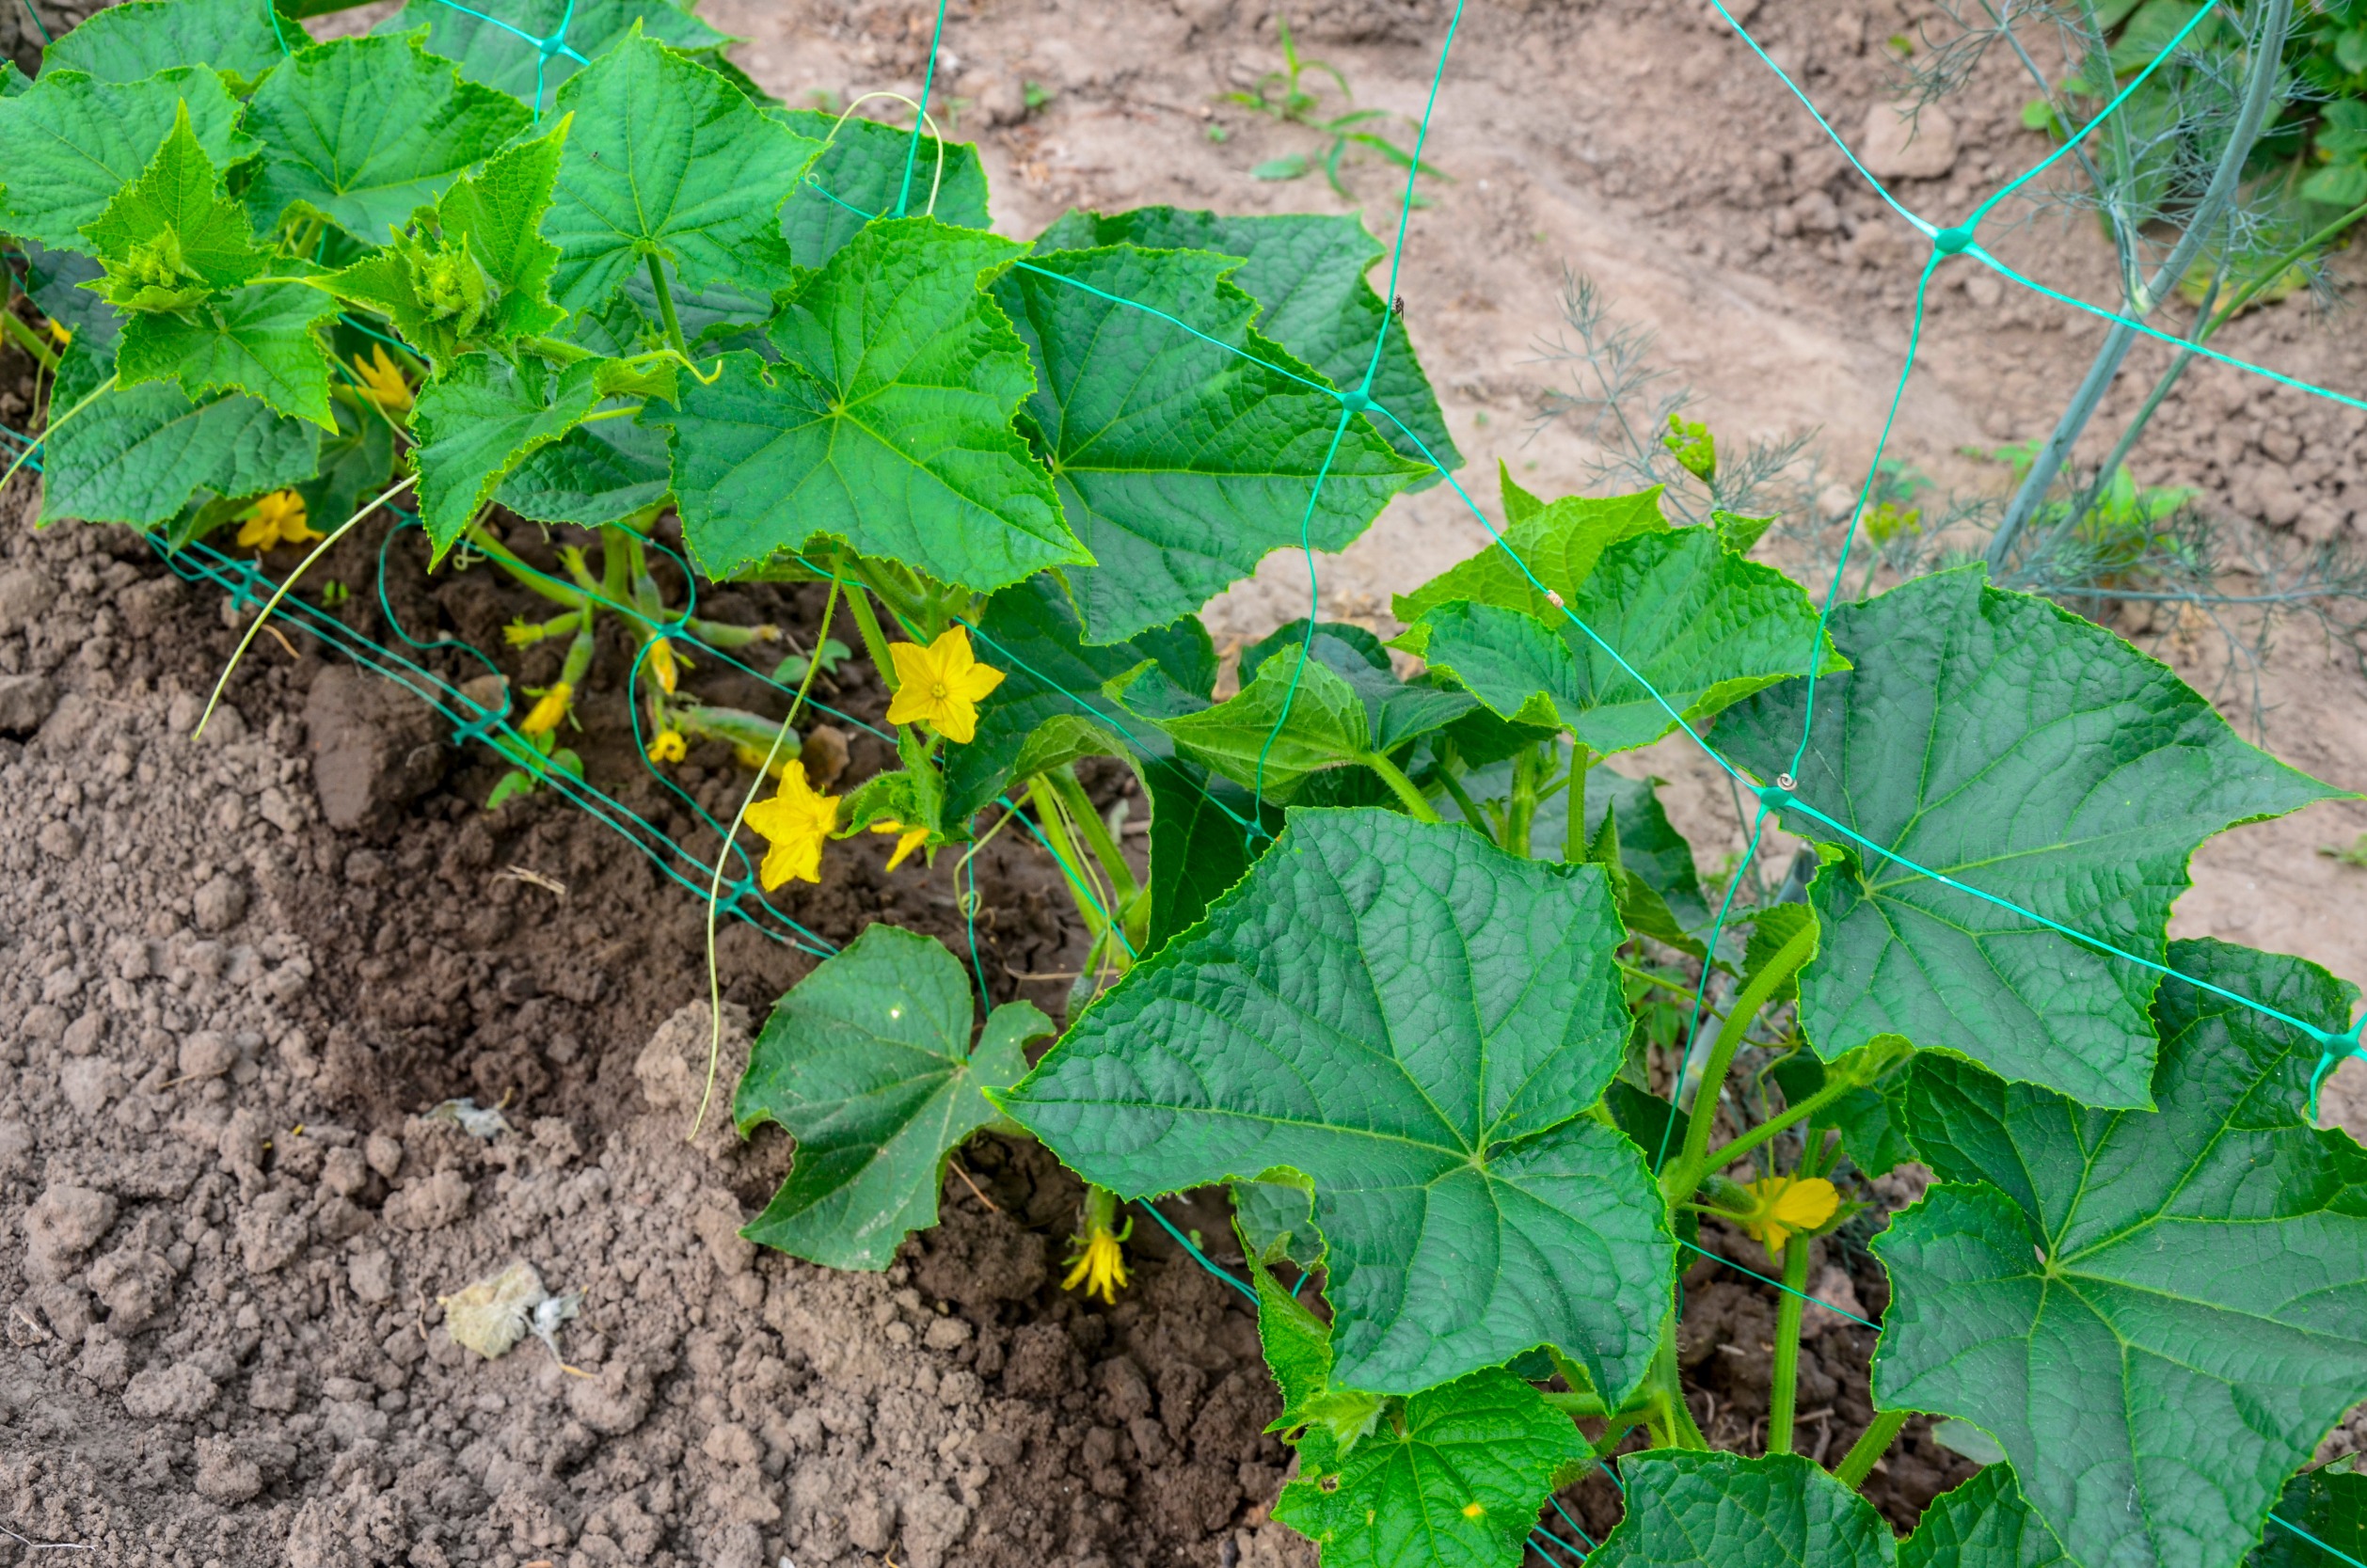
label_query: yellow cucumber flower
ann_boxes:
[1061,1213,1132,1306]
[869,819,929,872]
[46,319,71,347]
[886,626,1006,745]
[519,682,573,737]
[646,635,679,695]
[648,729,687,764]
[353,344,413,411]
[234,490,319,551]
[1734,1173,1840,1254]
[744,760,840,889]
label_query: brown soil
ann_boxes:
[5,1,2366,1565]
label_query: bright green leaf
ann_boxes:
[0,65,255,250]
[496,415,669,525]
[777,108,992,266]
[242,33,531,241]
[116,281,339,426]
[373,0,727,104]
[1250,1253,1386,1451]
[1037,205,1461,481]
[1394,471,1666,624]
[1591,1450,1897,1568]
[992,244,1426,642]
[41,0,283,87]
[1875,939,2367,1568]
[79,99,266,311]
[1406,526,1840,756]
[543,32,823,313]
[733,924,1051,1269]
[1716,567,2342,1108]
[658,218,1080,588]
[1003,808,1671,1395]
[39,377,320,528]
[411,352,604,551]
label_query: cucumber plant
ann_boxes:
[5,4,2365,1568]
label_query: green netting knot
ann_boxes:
[452,705,504,744]
[1337,388,1380,414]
[533,32,567,57]
[1756,773,1798,814]
[1933,226,1975,256]
[2304,1021,2365,1122]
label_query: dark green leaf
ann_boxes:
[1898,1468,2071,1568]
[1394,471,1666,624]
[496,414,669,525]
[2253,1466,2367,1568]
[939,574,1213,823]
[659,219,1080,589]
[117,280,339,425]
[1037,205,1460,481]
[734,924,1051,1269]
[1406,526,1840,755]
[1004,808,1671,1395]
[1875,939,2367,1568]
[1716,567,2342,1108]
[242,33,531,240]
[18,239,119,349]
[1143,757,1277,955]
[992,244,1424,642]
[544,33,823,313]
[0,65,255,250]
[298,392,396,534]
[39,378,320,527]
[1239,618,1390,684]
[777,108,992,266]
[411,352,604,550]
[41,0,283,87]
[373,0,728,104]
[1591,1451,1897,1568]
[1767,1047,1914,1179]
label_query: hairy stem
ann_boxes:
[1687,1074,1859,1195]
[1506,741,1540,856]
[1662,916,1819,1204]
[1434,761,1493,841]
[1361,751,1444,824]
[1766,1236,1813,1454]
[1646,1308,1709,1450]
[1565,741,1593,863]
[1833,1407,1914,1490]
[841,574,901,691]
[1047,765,1140,908]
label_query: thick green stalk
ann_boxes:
[1662,916,1819,1204]
[1766,1237,1812,1454]
[0,309,60,372]
[1565,740,1592,863]
[1691,1074,1860,1193]
[842,576,901,691]
[1506,742,1541,856]
[1434,763,1493,841]
[645,252,691,361]
[1030,777,1111,944]
[1833,1408,1913,1490]
[1645,1308,1709,1450]
[1362,752,1444,823]
[1047,766,1140,907]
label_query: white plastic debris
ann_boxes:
[425,1098,512,1139]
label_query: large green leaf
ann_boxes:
[657,218,1080,588]
[940,573,1214,824]
[372,0,728,104]
[0,66,255,250]
[1119,629,1474,802]
[117,281,339,425]
[1900,1469,2074,1568]
[328,120,569,368]
[1404,526,1840,756]
[39,378,320,527]
[733,925,1050,1269]
[1144,758,1279,956]
[41,0,283,87]
[80,100,265,312]
[1268,1293,1582,1568]
[18,239,119,350]
[1590,1451,1897,1568]
[496,415,669,525]
[241,33,531,241]
[1036,205,1460,482]
[777,109,991,266]
[1716,567,2342,1108]
[1874,939,2367,1568]
[1394,470,1666,624]
[411,353,605,550]
[543,32,822,313]
[992,244,1426,642]
[1002,808,1671,1395]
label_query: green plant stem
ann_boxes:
[1433,763,1493,841]
[1833,1408,1914,1490]
[1565,741,1593,863]
[1506,742,1540,856]
[1048,765,1140,908]
[842,573,901,691]
[1361,751,1443,824]
[524,334,596,365]
[1766,1235,1812,1455]
[1662,916,1819,1204]
[1644,1308,1709,1450]
[1684,1074,1859,1198]
[1030,777,1111,944]
[1593,1408,1653,1458]
[0,309,60,372]
[645,252,691,362]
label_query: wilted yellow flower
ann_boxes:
[352,344,412,411]
[886,626,1005,745]
[519,682,572,737]
[648,729,687,764]
[46,319,71,347]
[1061,1217,1131,1306]
[646,635,679,695]
[869,819,929,872]
[744,760,839,889]
[1735,1174,1840,1254]
[234,490,319,550]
